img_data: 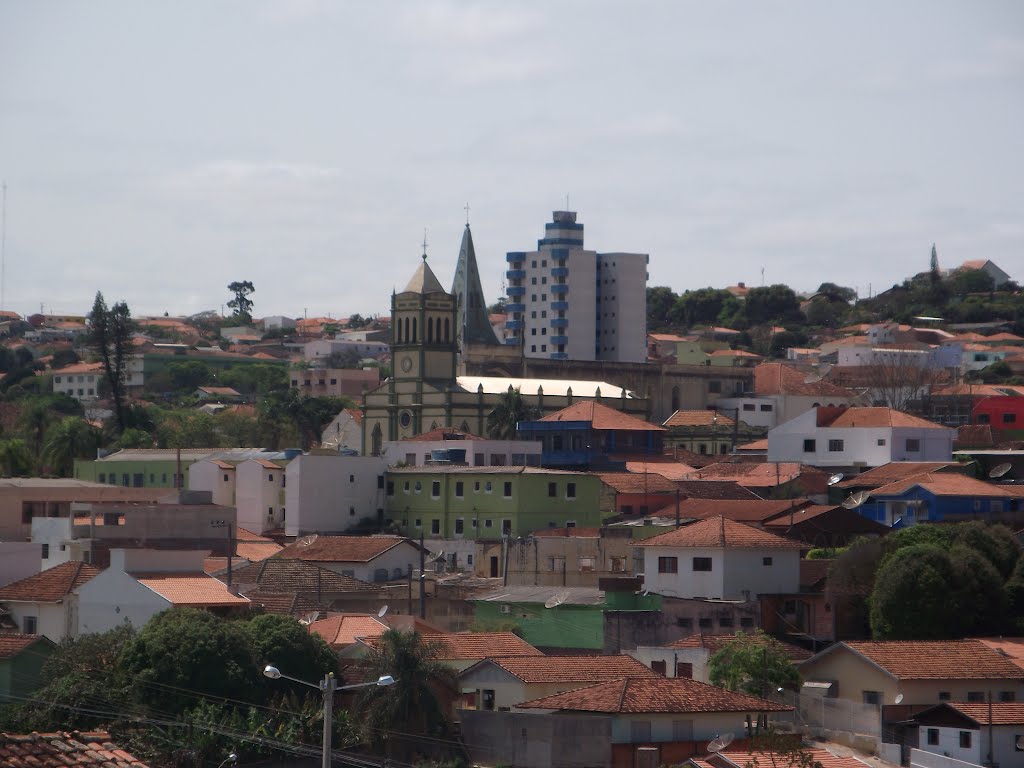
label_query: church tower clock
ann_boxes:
[391,252,458,386]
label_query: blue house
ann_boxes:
[517,400,663,470]
[856,472,1022,528]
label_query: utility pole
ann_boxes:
[419,532,426,619]
[211,519,233,588]
[321,673,336,768]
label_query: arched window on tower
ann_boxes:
[404,317,410,343]
[444,317,450,341]
[427,317,434,343]
[412,317,417,342]
[371,424,383,456]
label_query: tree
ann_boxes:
[0,438,32,476]
[87,292,134,433]
[19,399,55,465]
[672,288,739,328]
[743,285,802,325]
[646,286,678,331]
[42,417,101,476]
[165,361,214,392]
[227,281,255,324]
[948,268,995,297]
[243,613,338,690]
[708,631,800,699]
[816,283,857,303]
[869,544,959,639]
[356,630,458,759]
[1005,556,1024,634]
[486,387,540,439]
[863,354,944,411]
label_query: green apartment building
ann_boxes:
[385,466,602,539]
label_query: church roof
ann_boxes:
[403,257,446,294]
[452,225,501,346]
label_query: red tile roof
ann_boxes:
[242,591,328,617]
[869,472,1016,498]
[666,632,813,661]
[946,702,1024,725]
[672,481,761,501]
[0,731,149,768]
[229,558,380,592]
[649,498,813,523]
[517,676,792,714]
[274,535,415,563]
[539,401,664,432]
[310,613,389,647]
[687,462,829,493]
[0,633,50,659]
[0,562,101,603]
[427,632,543,660]
[598,472,680,494]
[819,407,949,429]
[470,654,657,683]
[974,637,1024,671]
[835,462,965,489]
[637,517,804,550]
[625,461,697,480]
[135,574,251,607]
[754,363,854,398]
[663,410,735,428]
[826,640,1024,680]
[714,748,868,768]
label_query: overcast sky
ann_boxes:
[1,1,1022,320]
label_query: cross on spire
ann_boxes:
[421,228,428,260]
[464,202,471,226]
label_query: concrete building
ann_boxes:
[283,452,387,536]
[911,702,1024,767]
[503,210,648,363]
[0,561,99,641]
[289,367,380,398]
[51,362,104,401]
[320,409,364,454]
[382,429,541,469]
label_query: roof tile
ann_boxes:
[637,516,804,549]
[229,558,380,593]
[0,731,149,768]
[539,401,664,431]
[274,535,414,563]
[473,654,657,683]
[0,562,101,603]
[135,574,251,607]
[835,640,1024,680]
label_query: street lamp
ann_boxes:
[262,665,394,768]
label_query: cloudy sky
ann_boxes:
[1,1,1022,320]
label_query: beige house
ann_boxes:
[798,640,1024,709]
[502,526,637,587]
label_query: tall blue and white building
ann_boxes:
[504,210,648,363]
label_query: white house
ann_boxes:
[630,632,813,681]
[51,362,104,401]
[636,516,802,600]
[77,549,249,634]
[273,535,422,583]
[283,453,387,536]
[768,406,955,470]
[189,459,238,507]
[382,431,542,468]
[713,362,859,430]
[911,702,1024,767]
[0,561,101,641]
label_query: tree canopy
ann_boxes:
[227,280,255,323]
[708,630,800,698]
[87,292,134,433]
[487,387,540,440]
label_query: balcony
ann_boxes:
[549,352,569,360]
[504,303,525,313]
[505,320,524,330]
[551,284,569,295]
[506,269,525,280]
[551,335,568,345]
[551,318,568,328]
[551,301,569,311]
[506,251,527,263]
[507,286,525,297]
[551,267,569,278]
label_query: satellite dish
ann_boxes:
[377,605,389,618]
[895,694,904,704]
[544,591,570,609]
[707,733,735,753]
[1016,736,1024,751]
[297,534,318,547]
[842,491,868,510]
[298,611,320,626]
[827,472,845,486]
[990,462,1012,479]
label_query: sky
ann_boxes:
[1,1,1022,321]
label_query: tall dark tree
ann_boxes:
[87,292,134,433]
[487,386,540,439]
[929,243,940,282]
[227,281,255,323]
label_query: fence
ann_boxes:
[774,690,881,740]
[909,748,983,768]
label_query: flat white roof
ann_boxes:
[456,376,636,399]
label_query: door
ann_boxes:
[489,556,499,578]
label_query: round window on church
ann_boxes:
[399,411,412,429]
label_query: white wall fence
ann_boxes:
[774,691,881,743]
[910,748,982,768]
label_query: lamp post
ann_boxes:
[263,665,395,768]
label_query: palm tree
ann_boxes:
[19,400,54,465]
[41,417,102,476]
[356,629,458,760]
[486,386,540,439]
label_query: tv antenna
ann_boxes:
[298,611,320,626]
[707,733,735,753]
[989,462,1012,479]
[296,534,318,547]
[544,590,569,609]
[841,491,869,510]
[827,472,845,486]
[377,604,389,618]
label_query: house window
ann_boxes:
[1004,413,1017,424]
[610,556,626,573]
[431,481,440,498]
[485,482,493,493]
[676,618,693,630]
[23,616,37,635]
[708,381,722,394]
[762,557,773,566]
[877,438,886,446]
[484,519,493,528]
[567,482,576,499]
[548,482,557,497]
[743,403,755,411]
[927,729,939,746]
[658,556,678,574]
[98,473,106,483]
[959,732,972,749]
[939,692,951,701]
[693,557,712,572]
[482,689,495,711]
[651,660,667,675]
[862,691,881,706]
[978,413,991,424]
[267,506,273,518]
[677,662,694,679]
[548,556,565,572]
[698,617,712,629]
[967,692,985,703]
[455,481,464,498]
[41,544,49,559]
[268,474,274,482]
[579,557,595,572]
[906,438,921,452]
[415,481,422,493]
[760,404,773,412]
[455,519,464,535]
[828,439,844,452]
[387,481,395,496]
[504,482,512,498]
[803,439,816,452]
[719,617,734,628]
[431,519,440,535]
[740,617,755,628]
[414,519,421,528]
[502,519,511,535]
[999,691,1016,702]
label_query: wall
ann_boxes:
[503,532,636,588]
[722,549,800,600]
[189,461,236,506]
[630,646,711,681]
[459,664,611,712]
[76,569,169,634]
[0,641,53,702]
[472,601,605,650]
[459,709,612,768]
[314,542,421,583]
[608,711,746,745]
[910,747,982,768]
[915,727,981,765]
[284,454,387,536]
[0,542,42,587]
[641,546,725,599]
[236,460,285,533]
[3,602,69,643]
[0,483,164,540]
[382,438,541,468]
